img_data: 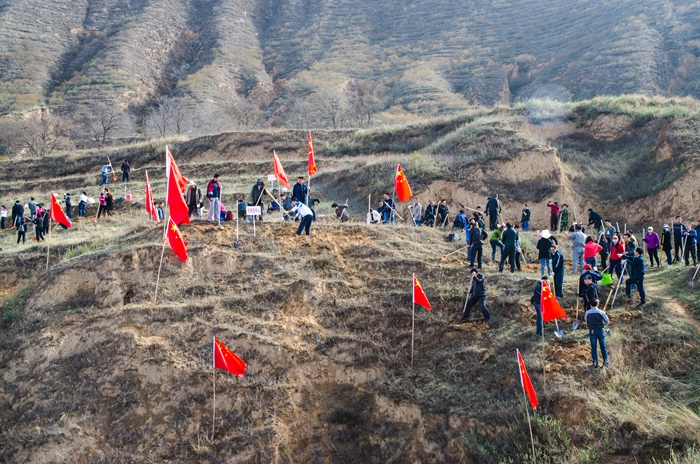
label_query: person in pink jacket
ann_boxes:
[584,236,603,268]
[643,226,661,268]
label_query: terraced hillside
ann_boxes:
[1,0,700,128]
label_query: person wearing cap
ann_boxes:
[587,208,603,233]
[584,298,610,369]
[206,175,222,222]
[682,223,698,267]
[536,230,556,276]
[292,177,308,205]
[620,247,646,306]
[546,244,562,297]
[186,182,203,218]
[579,263,602,305]
[673,216,686,263]
[559,203,570,232]
[285,197,314,236]
[584,236,603,268]
[567,224,587,274]
[546,201,560,231]
[643,226,661,268]
[661,224,673,267]
[249,178,265,220]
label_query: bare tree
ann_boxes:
[145,95,197,138]
[350,81,386,127]
[315,88,349,129]
[16,110,74,157]
[220,96,264,130]
[79,104,133,146]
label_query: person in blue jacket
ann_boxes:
[682,223,697,267]
[550,244,565,298]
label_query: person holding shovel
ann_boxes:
[285,198,314,237]
[661,224,673,268]
[531,275,548,336]
[551,244,565,298]
[460,268,492,324]
[436,200,449,227]
[249,178,265,221]
[581,274,599,312]
[382,193,396,225]
[682,224,698,267]
[584,299,609,369]
[673,216,686,263]
[621,247,646,307]
[100,163,112,186]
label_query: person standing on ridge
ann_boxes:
[559,203,570,233]
[461,268,492,324]
[485,195,500,231]
[121,160,131,183]
[521,203,531,232]
[207,174,222,222]
[186,182,203,218]
[673,216,686,263]
[546,201,560,231]
[660,224,673,268]
[643,226,661,268]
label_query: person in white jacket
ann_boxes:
[286,198,314,236]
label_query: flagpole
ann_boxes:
[523,387,537,464]
[542,329,546,395]
[212,366,216,440]
[307,175,311,206]
[45,216,52,271]
[155,149,171,303]
[411,273,415,368]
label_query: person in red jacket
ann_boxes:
[546,201,560,231]
[608,233,626,279]
[584,236,603,268]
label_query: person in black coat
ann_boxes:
[485,196,500,231]
[64,193,72,219]
[621,247,646,306]
[121,160,131,182]
[16,218,27,244]
[11,200,24,228]
[672,216,686,263]
[551,244,565,298]
[660,224,672,267]
[581,275,599,311]
[588,209,603,232]
[33,215,44,241]
[469,223,486,269]
[461,269,492,323]
[536,231,558,276]
[292,177,308,205]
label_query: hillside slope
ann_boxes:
[1,0,700,125]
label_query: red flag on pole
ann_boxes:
[308,132,317,176]
[166,146,189,194]
[394,164,412,203]
[541,280,566,323]
[50,193,72,228]
[213,337,247,377]
[145,170,158,222]
[413,274,431,310]
[273,151,290,189]
[517,349,538,409]
[165,217,188,262]
[166,155,190,226]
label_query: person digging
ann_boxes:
[460,268,492,324]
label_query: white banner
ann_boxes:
[246,206,262,216]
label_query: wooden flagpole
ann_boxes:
[45,216,52,271]
[154,149,171,303]
[542,329,546,395]
[523,386,537,464]
[212,336,216,440]
[411,273,415,368]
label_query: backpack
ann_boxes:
[225,210,234,221]
[448,233,461,242]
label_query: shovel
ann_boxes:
[573,278,581,330]
[233,217,242,248]
[554,319,564,338]
[690,263,700,286]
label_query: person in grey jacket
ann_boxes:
[584,299,609,368]
[460,269,492,324]
[409,198,422,226]
[28,197,37,221]
[567,224,587,274]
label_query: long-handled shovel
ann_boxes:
[573,277,581,330]
[610,261,628,310]
[554,319,564,338]
[460,276,475,322]
[689,263,700,286]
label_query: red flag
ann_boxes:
[165,217,188,262]
[541,280,566,323]
[273,151,290,189]
[166,146,189,194]
[394,164,412,203]
[308,132,317,176]
[50,193,72,228]
[213,337,246,377]
[166,158,190,226]
[517,349,538,409]
[413,274,431,310]
[145,170,158,222]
